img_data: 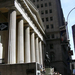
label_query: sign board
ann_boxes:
[0,23,8,31]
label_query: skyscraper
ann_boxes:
[72,25,75,51]
[30,0,71,75]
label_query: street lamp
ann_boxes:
[66,7,75,57]
[66,7,75,25]
[66,7,75,41]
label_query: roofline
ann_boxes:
[26,0,45,31]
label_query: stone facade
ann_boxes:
[0,0,46,70]
[31,0,71,75]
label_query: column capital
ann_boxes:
[35,34,39,38]
[39,38,42,42]
[17,15,23,20]
[30,29,35,33]
[9,7,16,12]
[35,35,41,42]
[24,23,30,27]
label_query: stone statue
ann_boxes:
[45,52,50,67]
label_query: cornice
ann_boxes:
[18,0,45,35]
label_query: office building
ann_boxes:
[72,25,75,51]
[31,0,72,75]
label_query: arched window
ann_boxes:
[50,52,55,61]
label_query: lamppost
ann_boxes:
[66,7,75,44]
[66,7,75,61]
[66,7,75,75]
[66,7,75,25]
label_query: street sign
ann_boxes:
[0,23,8,31]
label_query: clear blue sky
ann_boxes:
[60,0,75,60]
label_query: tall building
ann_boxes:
[30,0,72,75]
[72,25,75,51]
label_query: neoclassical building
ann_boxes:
[0,0,46,67]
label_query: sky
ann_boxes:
[60,0,75,60]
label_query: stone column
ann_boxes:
[35,36,39,63]
[17,18,24,63]
[39,41,43,65]
[8,9,16,64]
[30,31,36,62]
[42,43,45,67]
[25,25,30,63]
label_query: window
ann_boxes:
[50,9,52,13]
[37,5,39,8]
[42,18,44,22]
[45,3,47,7]
[50,52,55,61]
[41,11,44,14]
[51,34,54,38]
[50,44,53,49]
[51,24,54,28]
[46,25,49,29]
[41,4,43,7]
[45,10,48,14]
[49,2,51,6]
[50,17,53,21]
[46,17,48,21]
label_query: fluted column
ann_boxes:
[35,36,39,63]
[30,31,36,62]
[42,43,45,67]
[39,41,43,65]
[17,18,24,63]
[25,25,30,63]
[8,9,16,64]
